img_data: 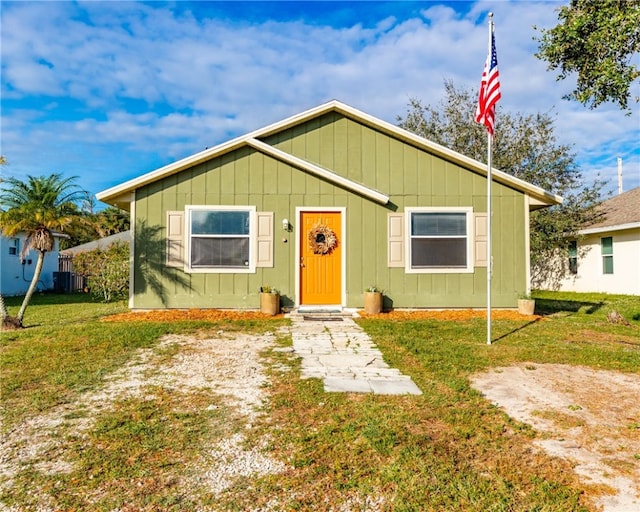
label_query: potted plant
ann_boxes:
[260,286,280,315]
[517,293,535,315]
[364,285,383,314]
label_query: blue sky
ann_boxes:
[1,0,639,208]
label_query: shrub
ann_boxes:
[73,241,129,302]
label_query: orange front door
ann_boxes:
[299,211,342,305]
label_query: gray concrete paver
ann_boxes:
[288,314,422,395]
[324,377,374,393]
[370,379,423,395]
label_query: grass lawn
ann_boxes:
[1,291,638,511]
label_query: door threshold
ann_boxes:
[296,305,343,314]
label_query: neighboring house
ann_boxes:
[60,230,131,256]
[0,233,66,296]
[536,187,640,295]
[96,100,561,311]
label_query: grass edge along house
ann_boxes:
[96,100,561,312]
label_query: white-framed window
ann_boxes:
[568,240,578,274]
[186,206,256,273]
[601,236,613,275]
[405,207,473,273]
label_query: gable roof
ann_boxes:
[60,230,131,255]
[579,187,640,235]
[96,100,562,210]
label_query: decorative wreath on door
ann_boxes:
[308,224,338,255]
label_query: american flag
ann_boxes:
[475,27,501,136]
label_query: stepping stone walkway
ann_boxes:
[288,313,422,395]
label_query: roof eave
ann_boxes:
[579,221,640,235]
[96,99,562,209]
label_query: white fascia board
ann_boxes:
[246,137,389,205]
[7,230,70,240]
[579,222,640,235]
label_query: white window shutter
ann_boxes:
[388,213,405,267]
[256,212,274,267]
[474,213,488,267]
[166,210,184,267]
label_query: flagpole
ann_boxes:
[486,135,493,345]
[475,11,500,344]
[486,13,493,346]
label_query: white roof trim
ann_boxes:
[97,99,562,208]
[4,231,70,239]
[246,138,389,205]
[579,221,640,235]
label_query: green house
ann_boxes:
[96,100,561,311]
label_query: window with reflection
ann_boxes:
[187,207,254,271]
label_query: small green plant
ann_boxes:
[260,286,278,294]
[365,285,381,293]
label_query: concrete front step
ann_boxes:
[287,307,359,321]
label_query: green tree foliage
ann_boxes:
[397,81,605,285]
[94,206,130,238]
[60,206,130,250]
[73,241,129,302]
[535,0,640,111]
[0,173,87,326]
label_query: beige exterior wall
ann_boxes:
[543,228,640,295]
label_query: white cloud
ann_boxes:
[1,0,638,196]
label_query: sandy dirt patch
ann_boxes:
[471,363,640,512]
[0,330,290,511]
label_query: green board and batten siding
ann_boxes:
[132,111,526,309]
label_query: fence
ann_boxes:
[56,254,86,292]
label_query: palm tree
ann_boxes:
[0,156,12,326]
[0,173,87,327]
[0,293,9,326]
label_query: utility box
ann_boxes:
[53,271,72,292]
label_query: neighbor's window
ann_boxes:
[406,208,472,273]
[568,240,578,274]
[8,238,19,256]
[187,206,255,272]
[601,236,613,274]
